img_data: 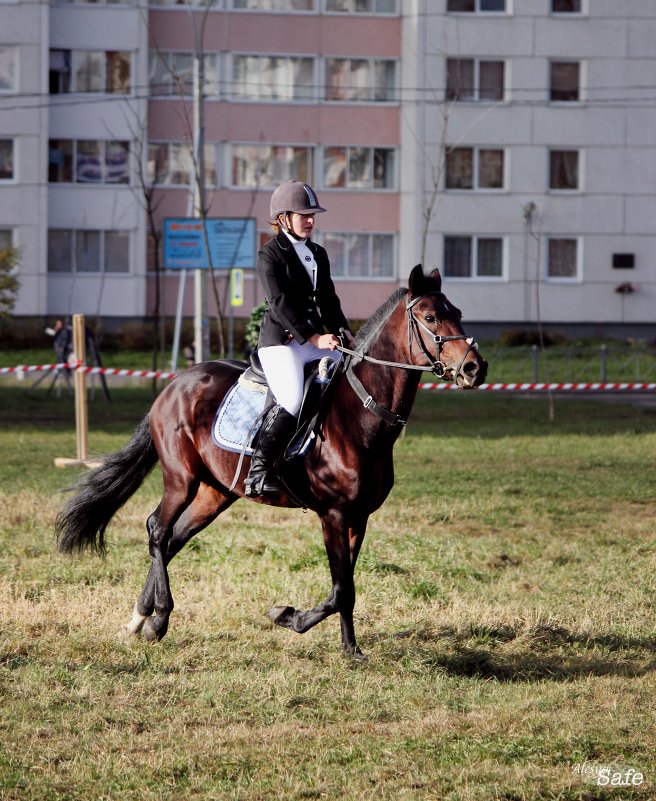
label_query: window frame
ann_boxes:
[549,59,582,103]
[231,0,316,11]
[324,0,399,14]
[446,58,506,103]
[0,138,15,182]
[445,146,506,192]
[229,142,314,189]
[446,0,510,14]
[321,145,397,191]
[0,46,17,93]
[147,141,217,187]
[49,49,132,95]
[316,231,397,280]
[551,0,586,15]
[48,139,131,185]
[230,53,317,103]
[546,237,582,282]
[442,234,507,281]
[548,148,582,193]
[47,228,132,274]
[324,57,398,104]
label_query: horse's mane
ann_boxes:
[353,287,408,352]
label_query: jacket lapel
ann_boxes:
[275,233,314,292]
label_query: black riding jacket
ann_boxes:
[256,232,349,348]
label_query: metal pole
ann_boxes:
[73,314,88,461]
[192,52,207,364]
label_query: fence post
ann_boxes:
[600,345,607,383]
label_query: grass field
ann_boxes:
[1,383,655,800]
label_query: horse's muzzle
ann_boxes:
[456,355,488,389]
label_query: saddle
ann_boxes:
[212,350,342,495]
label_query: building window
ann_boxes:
[232,55,314,101]
[447,0,507,12]
[549,149,579,191]
[322,146,395,190]
[446,59,505,102]
[49,49,131,94]
[48,140,130,184]
[0,139,14,180]
[547,238,579,279]
[325,58,396,102]
[149,52,219,98]
[0,229,14,251]
[444,236,504,279]
[0,48,17,92]
[552,0,582,12]
[48,229,130,273]
[550,61,580,102]
[320,233,395,278]
[147,142,216,186]
[445,147,504,190]
[232,0,315,9]
[325,0,397,12]
[231,144,313,188]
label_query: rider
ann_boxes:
[244,180,353,498]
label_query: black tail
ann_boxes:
[55,415,159,555]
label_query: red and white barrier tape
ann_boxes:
[2,364,655,392]
[0,362,178,380]
[419,382,656,392]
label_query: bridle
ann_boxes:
[337,291,479,428]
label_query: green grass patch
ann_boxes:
[1,386,655,800]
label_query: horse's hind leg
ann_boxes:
[124,483,234,641]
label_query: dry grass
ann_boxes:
[1,389,655,800]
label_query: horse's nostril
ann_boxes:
[463,360,479,377]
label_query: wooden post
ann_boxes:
[55,314,102,469]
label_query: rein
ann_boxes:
[338,292,478,428]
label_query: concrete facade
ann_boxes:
[1,0,654,332]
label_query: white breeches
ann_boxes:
[258,339,340,416]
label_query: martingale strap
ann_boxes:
[345,362,407,428]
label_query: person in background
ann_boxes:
[244,181,353,498]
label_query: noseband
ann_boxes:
[338,291,480,427]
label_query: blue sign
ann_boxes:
[164,217,256,270]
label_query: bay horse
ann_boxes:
[55,265,487,659]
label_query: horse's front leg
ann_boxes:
[322,508,365,659]
[266,509,367,659]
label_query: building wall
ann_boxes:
[402,0,656,325]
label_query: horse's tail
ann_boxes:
[55,415,159,555]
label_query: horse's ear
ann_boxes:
[408,264,426,296]
[428,268,442,292]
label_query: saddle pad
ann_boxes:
[212,380,267,454]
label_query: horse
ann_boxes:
[55,265,487,660]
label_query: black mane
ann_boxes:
[353,287,407,352]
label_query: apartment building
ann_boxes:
[2,0,654,334]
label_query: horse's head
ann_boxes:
[406,265,488,388]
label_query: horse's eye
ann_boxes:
[424,315,436,324]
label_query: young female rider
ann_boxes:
[244,181,353,498]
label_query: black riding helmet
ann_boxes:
[268,181,326,229]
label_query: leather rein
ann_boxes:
[338,291,478,428]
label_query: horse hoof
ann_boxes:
[346,647,368,662]
[265,606,296,630]
[142,617,167,642]
[119,606,147,639]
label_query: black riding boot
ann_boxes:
[244,405,297,498]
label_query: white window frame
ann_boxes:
[323,0,399,14]
[0,47,17,93]
[230,53,317,103]
[48,139,131,185]
[444,146,507,192]
[445,58,507,103]
[229,143,314,189]
[549,59,584,104]
[321,145,397,191]
[442,235,508,281]
[147,141,217,187]
[324,57,398,104]
[548,148,582,193]
[231,0,316,12]
[0,138,16,183]
[316,231,397,280]
[47,229,132,274]
[546,237,582,283]
[551,0,587,15]
[446,0,511,14]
